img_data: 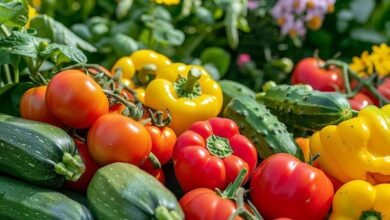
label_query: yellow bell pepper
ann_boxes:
[310,105,390,185]
[144,63,223,134]
[330,180,390,220]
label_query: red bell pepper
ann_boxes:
[250,153,334,220]
[173,117,257,192]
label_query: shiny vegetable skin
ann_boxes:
[219,80,255,110]
[0,175,92,220]
[250,153,334,220]
[330,180,390,220]
[0,114,85,188]
[180,188,243,220]
[223,96,303,160]
[87,163,184,220]
[145,63,223,134]
[20,86,63,127]
[87,113,152,166]
[173,117,257,192]
[257,84,354,132]
[46,70,109,129]
[310,104,390,184]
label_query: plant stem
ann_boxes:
[184,68,202,93]
[3,65,12,84]
[0,24,11,37]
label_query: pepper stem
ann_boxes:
[360,210,382,220]
[155,206,182,220]
[184,68,202,93]
[138,64,156,84]
[219,168,248,199]
[206,135,233,158]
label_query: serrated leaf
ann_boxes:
[30,15,97,52]
[0,31,48,58]
[41,43,87,64]
[0,0,28,27]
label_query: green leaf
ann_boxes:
[0,82,34,116]
[195,7,214,25]
[41,43,87,64]
[350,28,387,43]
[225,1,241,49]
[0,31,48,58]
[0,0,28,27]
[0,83,16,96]
[203,63,221,81]
[350,0,375,23]
[30,15,97,53]
[200,47,231,78]
[116,0,133,20]
[111,34,138,57]
[153,25,185,46]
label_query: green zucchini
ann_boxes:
[0,175,92,220]
[223,96,303,160]
[88,162,184,220]
[256,83,354,132]
[219,80,256,109]
[0,114,85,188]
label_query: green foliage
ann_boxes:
[0,0,28,27]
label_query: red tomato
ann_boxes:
[46,70,109,128]
[292,57,343,92]
[173,117,258,192]
[109,104,126,114]
[144,168,165,184]
[377,78,390,104]
[20,86,63,127]
[141,126,176,170]
[180,188,243,220]
[87,113,152,166]
[65,140,100,193]
[250,153,334,220]
[348,92,374,110]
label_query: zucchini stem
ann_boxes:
[155,206,182,220]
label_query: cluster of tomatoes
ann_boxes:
[19,66,173,191]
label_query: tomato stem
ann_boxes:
[228,188,260,220]
[148,108,172,127]
[221,168,248,199]
[148,152,161,169]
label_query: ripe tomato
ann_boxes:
[292,57,343,92]
[20,86,63,127]
[180,188,243,220]
[141,126,176,170]
[143,168,165,184]
[65,140,100,193]
[348,92,373,110]
[250,153,334,220]
[46,70,109,129]
[87,113,152,166]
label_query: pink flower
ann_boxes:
[237,54,252,66]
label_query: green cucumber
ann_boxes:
[0,114,85,188]
[256,83,354,132]
[223,96,303,160]
[88,162,184,220]
[0,175,92,220]
[219,80,256,109]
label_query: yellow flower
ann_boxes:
[26,5,38,28]
[154,0,180,5]
[30,0,41,8]
[371,43,390,77]
[372,43,390,57]
[349,51,374,77]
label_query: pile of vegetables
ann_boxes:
[1,1,390,220]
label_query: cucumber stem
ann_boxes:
[55,153,86,181]
[155,206,182,220]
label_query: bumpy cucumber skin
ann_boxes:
[0,114,76,188]
[87,163,184,220]
[257,84,353,131]
[223,96,303,161]
[0,175,92,220]
[219,80,256,109]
